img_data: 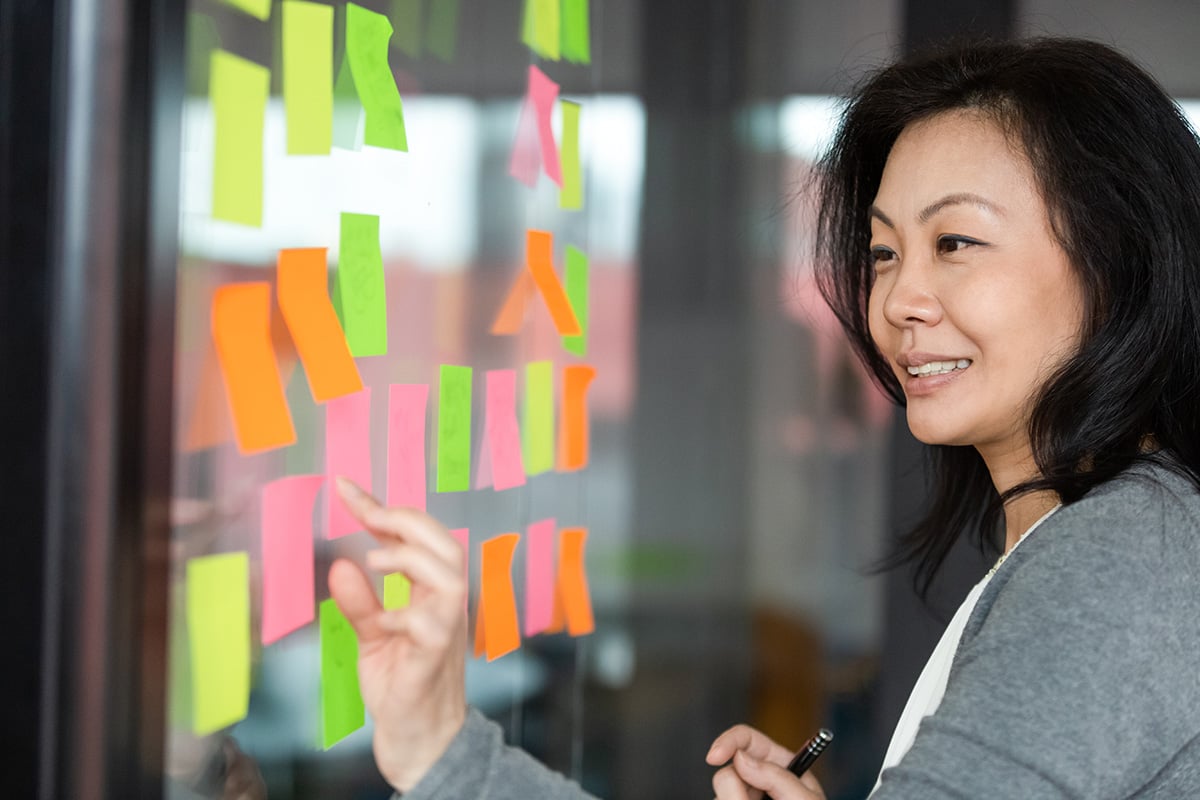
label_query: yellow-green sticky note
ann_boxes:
[283,1,333,155]
[522,0,560,60]
[384,573,412,609]
[437,365,472,492]
[221,0,271,21]
[426,0,460,62]
[210,50,268,227]
[186,552,250,736]
[562,247,589,356]
[337,212,388,356]
[560,100,583,210]
[561,0,590,64]
[320,599,365,748]
[346,3,408,151]
[390,0,422,58]
[523,360,555,475]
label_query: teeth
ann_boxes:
[906,359,971,377]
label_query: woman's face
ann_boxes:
[867,110,1085,458]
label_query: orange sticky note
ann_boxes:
[212,283,296,453]
[277,247,363,403]
[183,343,235,452]
[489,270,535,335]
[473,533,521,661]
[554,527,594,636]
[527,230,581,336]
[558,364,596,471]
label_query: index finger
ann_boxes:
[335,477,463,565]
[707,725,794,768]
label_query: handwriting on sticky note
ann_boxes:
[523,360,555,476]
[187,552,251,735]
[210,50,268,227]
[261,475,324,644]
[527,230,581,335]
[561,0,591,64]
[212,283,297,453]
[509,66,561,187]
[482,370,526,491]
[326,388,372,538]
[387,384,428,510]
[337,212,389,356]
[474,533,521,661]
[522,0,560,60]
[283,2,333,154]
[559,101,583,210]
[557,527,595,636]
[320,599,365,748]
[346,3,408,151]
[558,364,596,471]
[563,246,589,355]
[524,519,556,636]
[436,365,472,492]
[277,248,363,403]
[383,573,412,609]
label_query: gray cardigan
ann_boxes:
[398,461,1200,799]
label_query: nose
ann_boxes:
[880,261,942,330]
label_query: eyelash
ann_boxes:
[869,236,983,268]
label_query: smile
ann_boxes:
[906,359,972,377]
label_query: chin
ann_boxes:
[904,415,971,447]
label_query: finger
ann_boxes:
[365,544,463,597]
[328,558,389,642]
[707,725,794,767]
[733,750,819,799]
[378,604,462,651]
[336,478,461,564]
[712,764,758,800]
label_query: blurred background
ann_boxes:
[8,1,1200,798]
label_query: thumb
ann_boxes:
[328,558,388,642]
[733,750,814,799]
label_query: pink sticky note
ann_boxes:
[524,518,556,636]
[529,66,562,186]
[479,370,526,492]
[508,94,540,188]
[451,527,469,616]
[387,384,428,511]
[261,475,324,644]
[327,388,372,539]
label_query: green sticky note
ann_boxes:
[186,552,250,736]
[437,365,472,492]
[221,0,271,21]
[210,51,268,227]
[560,100,583,210]
[561,0,590,64]
[320,599,365,748]
[337,212,388,356]
[562,247,589,356]
[332,49,361,150]
[390,0,422,58]
[383,573,412,609]
[283,2,333,155]
[426,0,460,62]
[523,360,555,475]
[522,0,560,60]
[346,3,408,151]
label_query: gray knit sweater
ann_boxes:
[397,461,1200,798]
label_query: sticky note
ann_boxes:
[390,0,422,58]
[183,344,234,452]
[523,361,555,476]
[346,3,408,151]
[562,246,589,355]
[559,101,583,210]
[490,270,535,335]
[561,0,591,64]
[426,0,460,62]
[558,364,595,471]
[436,365,472,493]
[212,283,297,453]
[554,527,595,636]
[477,370,526,491]
[474,533,521,661]
[521,0,560,60]
[320,599,364,748]
[383,573,411,609]
[283,2,333,155]
[527,230,581,335]
[261,475,324,644]
[524,519,556,636]
[508,94,540,188]
[336,213,389,356]
[277,248,363,403]
[387,384,428,510]
[210,50,268,227]
[508,66,561,187]
[326,388,372,538]
[187,552,250,735]
[221,0,270,21]
[332,50,362,150]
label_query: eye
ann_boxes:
[936,235,984,255]
[870,245,897,270]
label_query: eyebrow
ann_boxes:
[869,192,1007,229]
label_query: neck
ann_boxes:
[977,441,1059,552]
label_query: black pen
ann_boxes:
[765,728,833,799]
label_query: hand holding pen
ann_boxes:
[707,724,832,799]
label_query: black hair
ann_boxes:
[814,37,1200,598]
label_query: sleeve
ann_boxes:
[396,707,602,800]
[872,520,1200,799]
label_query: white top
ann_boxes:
[869,505,1060,796]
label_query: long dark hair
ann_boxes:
[814,37,1200,598]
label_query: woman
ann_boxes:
[330,37,1200,799]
